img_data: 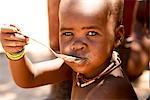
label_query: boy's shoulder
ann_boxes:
[86,70,138,100]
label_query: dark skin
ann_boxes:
[59,0,117,78]
[48,0,149,81]
[59,0,137,99]
[49,0,147,98]
[85,75,137,100]
[0,0,137,99]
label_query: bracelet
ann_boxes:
[5,49,25,61]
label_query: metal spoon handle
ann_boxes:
[16,32,82,63]
[16,32,57,55]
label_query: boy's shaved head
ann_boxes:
[59,0,125,76]
[59,0,124,29]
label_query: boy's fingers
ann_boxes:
[0,24,27,53]
[9,24,21,31]
[1,33,25,41]
[2,40,27,47]
[0,26,18,33]
[14,33,26,40]
[3,46,24,53]
[0,25,28,42]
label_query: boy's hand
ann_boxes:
[0,24,28,53]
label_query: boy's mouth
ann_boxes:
[68,54,86,59]
[67,54,88,64]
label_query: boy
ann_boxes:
[0,0,137,99]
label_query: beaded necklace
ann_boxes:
[76,51,121,87]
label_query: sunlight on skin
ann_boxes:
[77,0,104,16]
[29,58,64,77]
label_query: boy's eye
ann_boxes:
[87,31,98,36]
[63,32,73,36]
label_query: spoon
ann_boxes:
[15,32,83,64]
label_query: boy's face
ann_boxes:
[59,0,116,77]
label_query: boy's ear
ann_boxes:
[114,25,125,48]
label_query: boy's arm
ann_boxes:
[0,25,72,88]
[8,55,72,88]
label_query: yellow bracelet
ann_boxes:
[5,49,25,61]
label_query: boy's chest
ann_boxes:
[70,67,125,100]
[71,78,100,100]
[71,82,90,100]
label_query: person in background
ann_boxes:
[122,0,149,80]
[122,1,149,99]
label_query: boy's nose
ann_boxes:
[71,40,87,51]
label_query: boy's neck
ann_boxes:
[84,57,111,79]
[76,51,122,87]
